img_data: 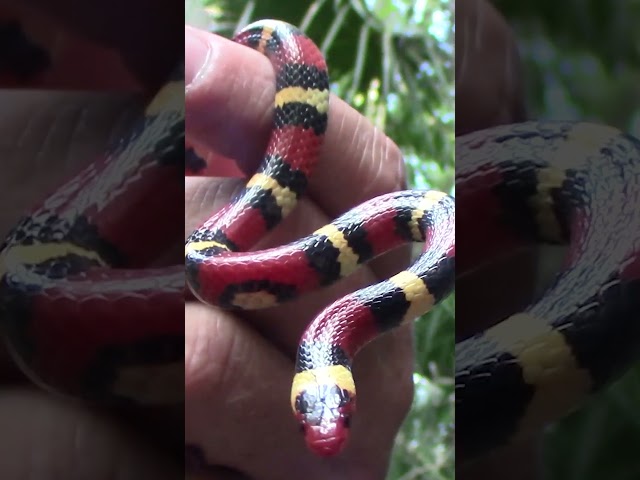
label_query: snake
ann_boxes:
[0,60,185,404]
[185,19,640,460]
[184,19,456,456]
[456,122,640,460]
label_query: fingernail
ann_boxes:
[185,27,212,87]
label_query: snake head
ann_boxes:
[292,381,356,456]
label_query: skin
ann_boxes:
[0,1,182,478]
[185,1,538,479]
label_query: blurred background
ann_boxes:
[492,1,640,479]
[186,1,640,479]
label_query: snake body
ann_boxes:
[185,20,455,456]
[456,122,640,459]
[186,19,640,459]
[0,64,185,404]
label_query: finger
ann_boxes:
[184,25,407,219]
[455,0,526,135]
[0,389,180,479]
[185,301,413,480]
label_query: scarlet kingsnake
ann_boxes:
[0,63,185,404]
[184,19,455,456]
[456,123,640,460]
[185,19,640,460]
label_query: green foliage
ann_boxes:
[543,367,640,480]
[494,0,640,131]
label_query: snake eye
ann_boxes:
[295,391,314,414]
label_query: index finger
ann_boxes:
[185,25,406,218]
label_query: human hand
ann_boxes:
[0,2,182,478]
[184,23,413,480]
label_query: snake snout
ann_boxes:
[304,422,349,457]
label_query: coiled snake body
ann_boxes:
[186,20,640,459]
[456,122,640,459]
[0,64,185,404]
